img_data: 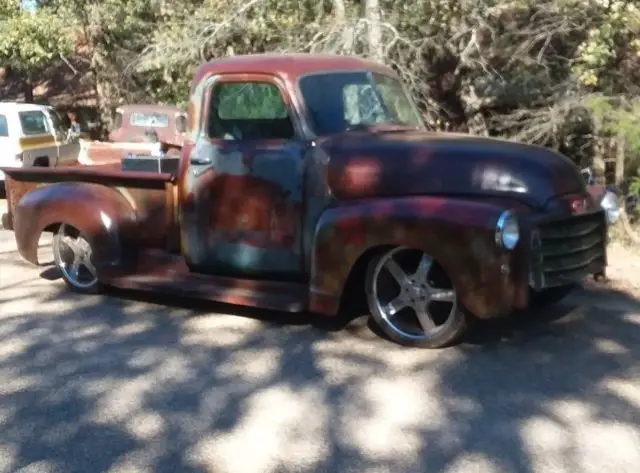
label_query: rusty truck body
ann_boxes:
[0,53,609,348]
[77,104,186,166]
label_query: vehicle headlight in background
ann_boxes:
[495,210,520,250]
[600,190,620,224]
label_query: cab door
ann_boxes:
[180,74,306,280]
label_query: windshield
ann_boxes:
[298,71,424,135]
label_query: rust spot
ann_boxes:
[205,174,299,248]
[337,158,381,196]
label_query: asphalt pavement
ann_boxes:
[0,198,639,473]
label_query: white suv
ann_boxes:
[0,102,81,192]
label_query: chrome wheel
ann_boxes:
[53,225,98,291]
[367,247,466,347]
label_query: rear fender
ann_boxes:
[12,182,135,270]
[309,196,521,318]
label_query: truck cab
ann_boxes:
[1,54,609,348]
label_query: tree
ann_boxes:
[0,0,74,102]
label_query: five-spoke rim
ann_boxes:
[54,227,98,289]
[371,247,457,340]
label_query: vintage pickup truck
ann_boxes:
[77,104,186,166]
[1,53,609,348]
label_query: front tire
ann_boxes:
[52,224,102,294]
[365,246,468,348]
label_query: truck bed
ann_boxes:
[1,162,181,253]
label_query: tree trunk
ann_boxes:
[591,115,606,185]
[22,77,34,103]
[365,0,383,61]
[332,0,345,20]
[615,132,625,187]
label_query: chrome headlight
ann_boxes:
[600,190,620,224]
[495,210,520,250]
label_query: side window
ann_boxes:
[343,84,386,126]
[176,114,187,133]
[113,111,123,129]
[0,115,8,137]
[18,110,50,136]
[207,81,294,141]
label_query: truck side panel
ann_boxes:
[309,195,531,318]
[3,167,179,268]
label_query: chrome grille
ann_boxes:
[530,211,606,289]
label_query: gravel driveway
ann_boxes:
[0,198,639,473]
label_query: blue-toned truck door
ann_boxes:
[181,75,306,281]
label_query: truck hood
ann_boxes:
[321,129,586,209]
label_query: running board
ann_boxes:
[104,250,308,313]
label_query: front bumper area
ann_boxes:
[528,209,607,291]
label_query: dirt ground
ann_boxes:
[0,198,639,473]
[592,241,640,294]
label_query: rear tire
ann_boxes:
[365,246,468,348]
[52,224,102,294]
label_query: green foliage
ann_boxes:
[629,174,640,199]
[0,0,20,17]
[1,0,639,184]
[573,1,640,92]
[216,83,288,120]
[583,94,640,159]
[0,4,73,78]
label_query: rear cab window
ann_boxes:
[0,115,8,137]
[129,112,169,128]
[18,110,51,136]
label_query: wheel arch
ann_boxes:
[12,182,134,268]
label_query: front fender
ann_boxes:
[13,182,135,270]
[309,195,524,318]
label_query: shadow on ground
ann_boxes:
[0,265,638,473]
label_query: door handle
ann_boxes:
[190,156,212,165]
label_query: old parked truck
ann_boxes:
[77,104,186,166]
[1,54,609,348]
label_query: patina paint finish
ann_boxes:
[11,181,134,269]
[309,195,521,318]
[0,53,609,322]
[3,167,175,270]
[181,140,306,277]
[78,140,165,166]
[116,185,177,251]
[321,130,586,208]
[179,72,309,278]
[109,104,187,147]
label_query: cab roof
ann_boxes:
[0,102,53,113]
[116,104,185,114]
[193,53,397,85]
